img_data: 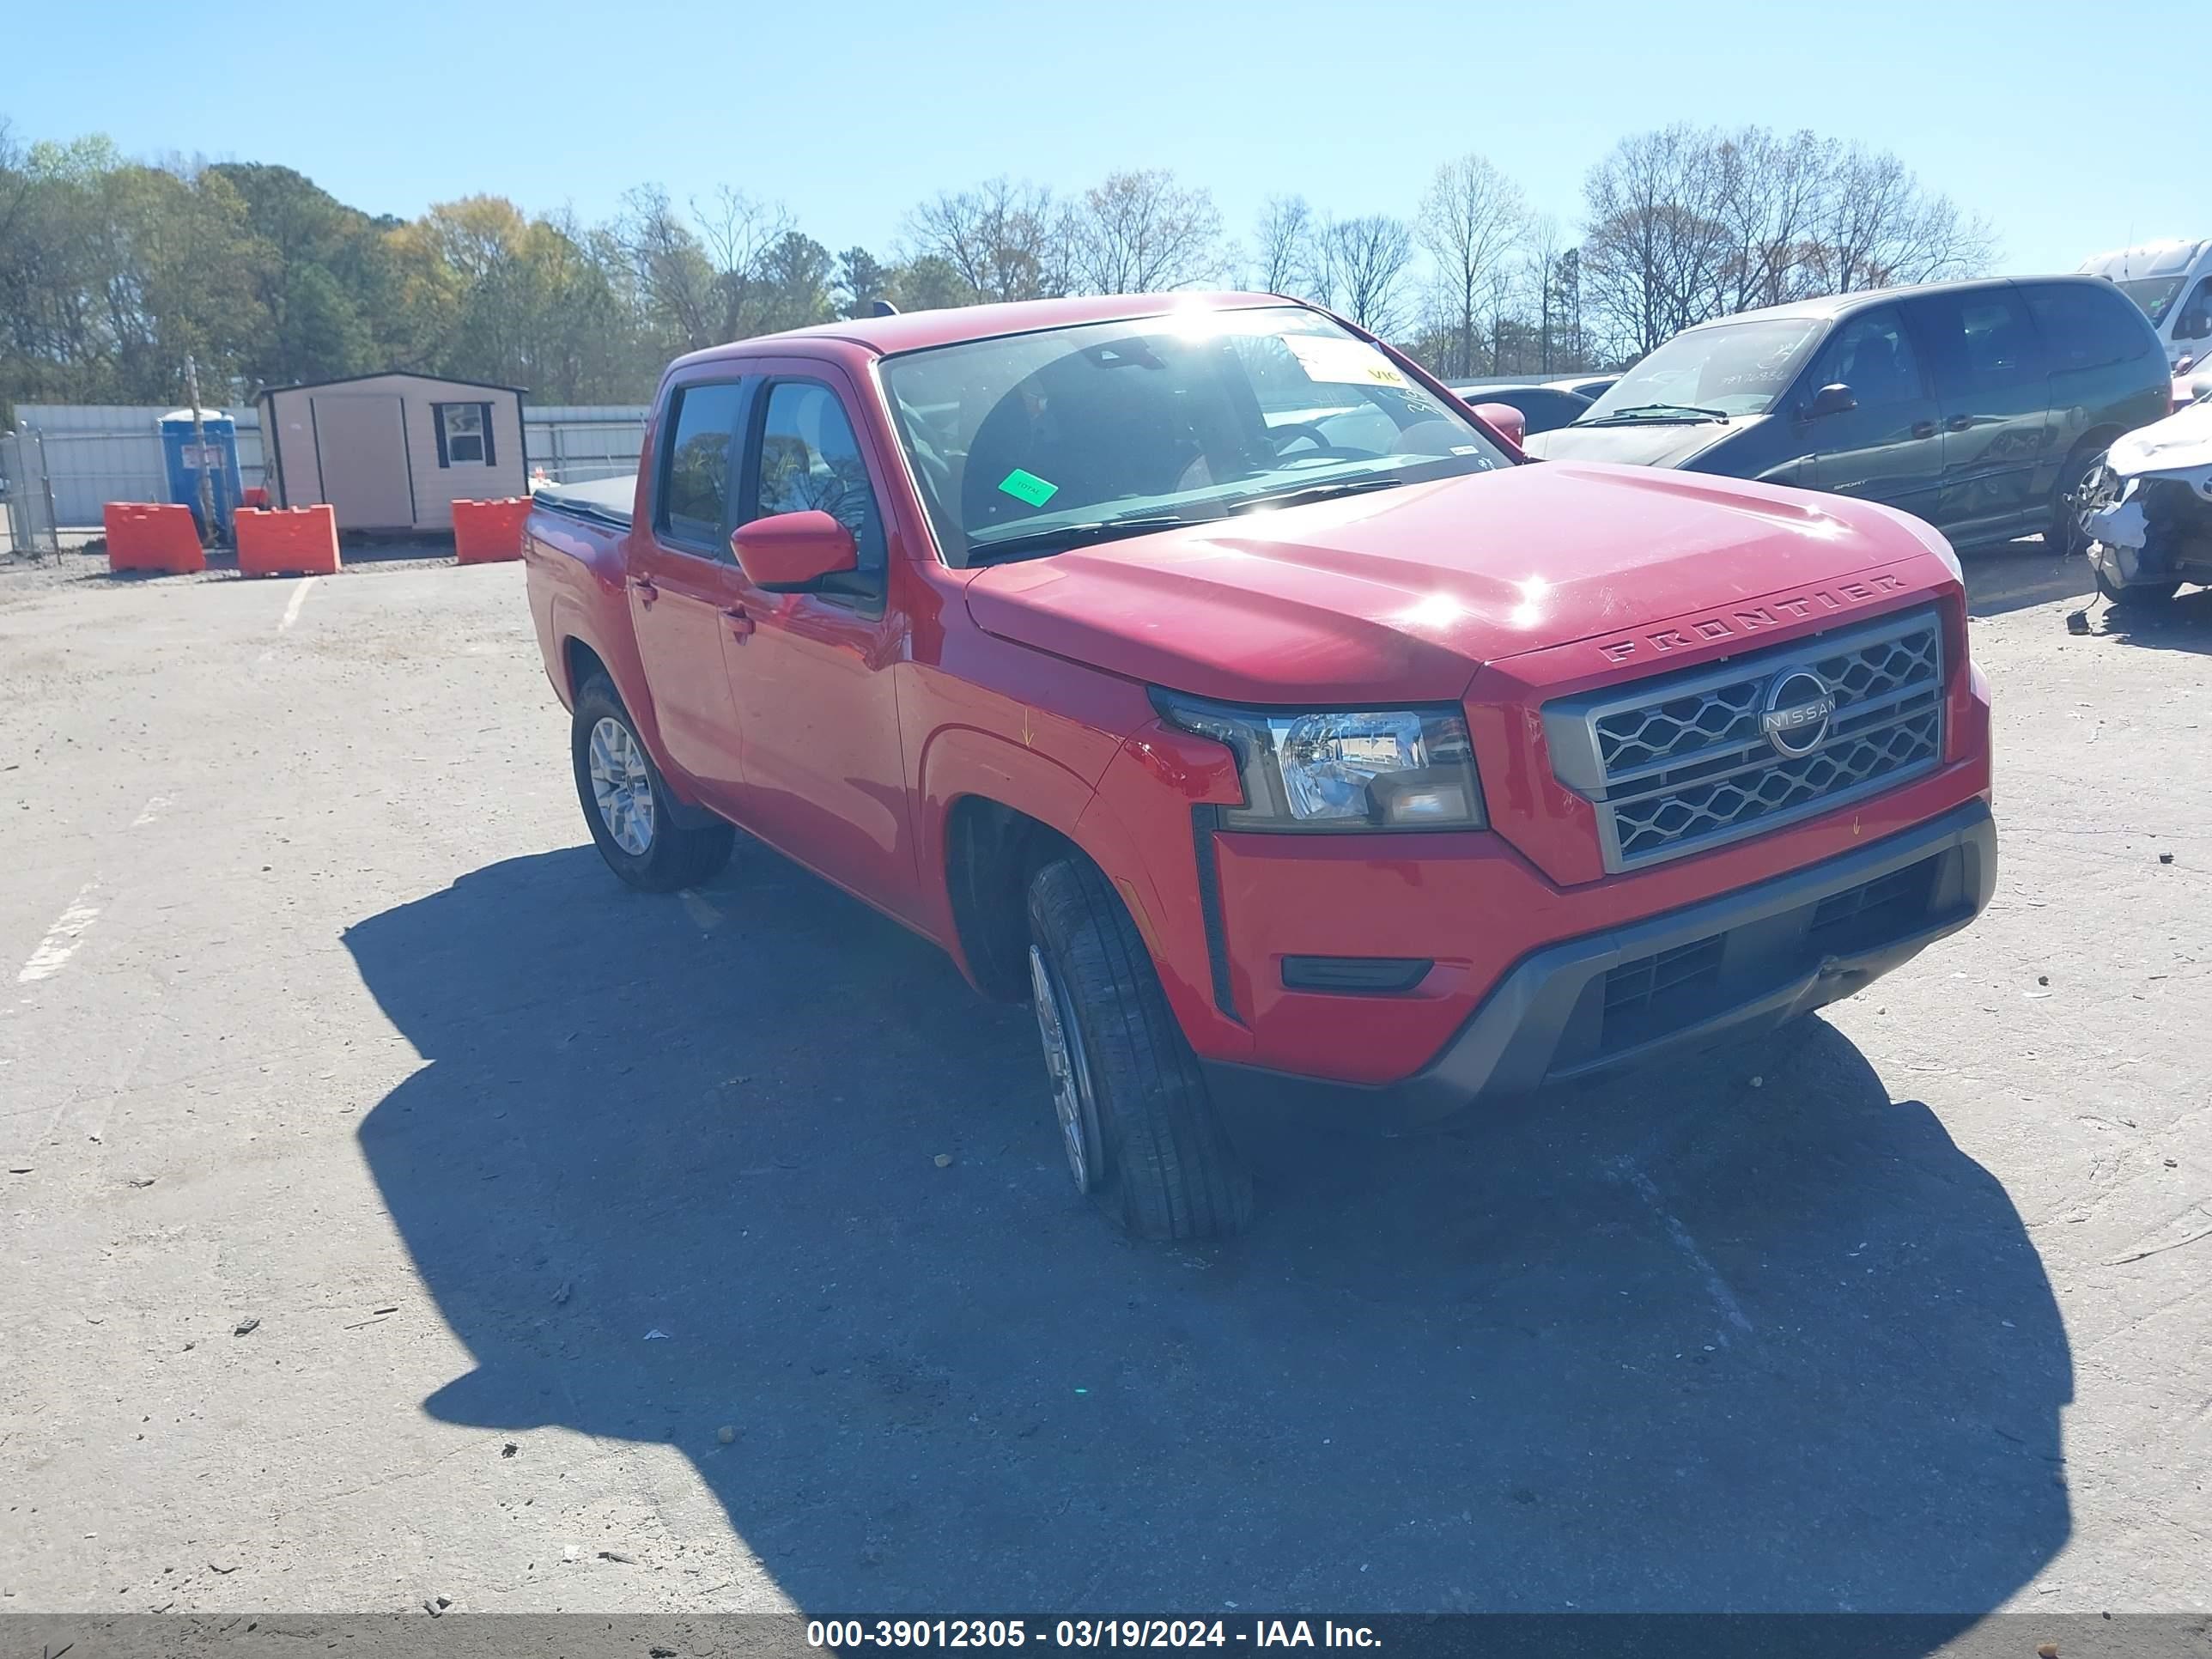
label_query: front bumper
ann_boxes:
[1200,799,1995,1131]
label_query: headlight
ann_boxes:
[1151,690,1486,831]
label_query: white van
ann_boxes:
[2080,240,2212,369]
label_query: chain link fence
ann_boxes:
[1,428,63,556]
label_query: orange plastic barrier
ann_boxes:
[234,506,341,577]
[104,503,206,574]
[452,497,532,565]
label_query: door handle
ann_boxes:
[1945,415,1974,433]
[721,605,755,641]
[1911,421,1937,440]
[629,574,658,605]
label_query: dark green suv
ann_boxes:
[1525,276,2172,550]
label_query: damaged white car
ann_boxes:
[2075,388,2212,606]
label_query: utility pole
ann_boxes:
[184,354,216,545]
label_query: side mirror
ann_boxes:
[1471,401,1526,457]
[1804,383,1857,419]
[730,509,859,591]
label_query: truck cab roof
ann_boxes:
[669,291,1297,370]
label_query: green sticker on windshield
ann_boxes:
[998,467,1059,507]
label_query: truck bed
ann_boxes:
[532,477,634,532]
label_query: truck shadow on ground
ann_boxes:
[346,844,2070,1637]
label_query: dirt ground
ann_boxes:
[0,544,2206,1630]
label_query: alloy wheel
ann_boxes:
[587,716,656,856]
[1029,944,1102,1193]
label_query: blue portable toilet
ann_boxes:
[159,408,243,538]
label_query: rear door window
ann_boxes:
[1910,289,2048,393]
[2023,283,2157,368]
[655,380,748,554]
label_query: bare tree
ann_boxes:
[1547,244,1587,371]
[692,185,794,341]
[1317,215,1415,337]
[1522,214,1567,374]
[1253,194,1316,296]
[905,178,1071,303]
[1069,169,1221,294]
[1581,124,1998,363]
[1801,144,1995,294]
[1711,126,1827,313]
[618,185,715,351]
[1579,124,1735,362]
[1419,153,1526,378]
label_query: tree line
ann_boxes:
[0,113,1995,414]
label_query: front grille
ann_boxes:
[1543,608,1945,872]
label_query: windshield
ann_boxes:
[2115,276,2186,327]
[1580,318,1824,421]
[878,306,1510,563]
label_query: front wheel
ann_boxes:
[1024,857,1254,1240]
[570,675,734,891]
[2052,447,2107,560]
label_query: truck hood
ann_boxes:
[963,461,1935,706]
[1522,417,1746,469]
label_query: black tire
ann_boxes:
[1024,856,1254,1240]
[2051,446,2106,559]
[2094,568,2181,607]
[570,674,734,892]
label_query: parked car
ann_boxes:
[2079,238,2212,369]
[1527,276,2172,553]
[1447,381,1593,435]
[2075,380,2212,605]
[524,292,1996,1239]
[1548,374,1619,402]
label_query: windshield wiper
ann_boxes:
[966,514,1199,564]
[1224,476,1407,515]
[1579,403,1732,426]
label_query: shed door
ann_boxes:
[312,395,413,529]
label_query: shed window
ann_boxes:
[434,402,495,467]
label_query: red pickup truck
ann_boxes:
[523,293,1996,1240]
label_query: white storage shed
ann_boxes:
[257,373,527,532]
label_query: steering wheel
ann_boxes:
[1268,427,1379,468]
[1267,421,1346,454]
[1270,442,1381,465]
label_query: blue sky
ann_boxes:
[6,0,2193,278]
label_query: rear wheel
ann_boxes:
[570,675,734,891]
[1024,856,1253,1240]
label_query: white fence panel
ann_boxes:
[12,401,652,529]
[526,405,648,485]
[12,404,265,529]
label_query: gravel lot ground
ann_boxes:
[0,544,2206,1631]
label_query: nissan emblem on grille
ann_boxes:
[1540,607,1946,873]
[1760,670,1836,758]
